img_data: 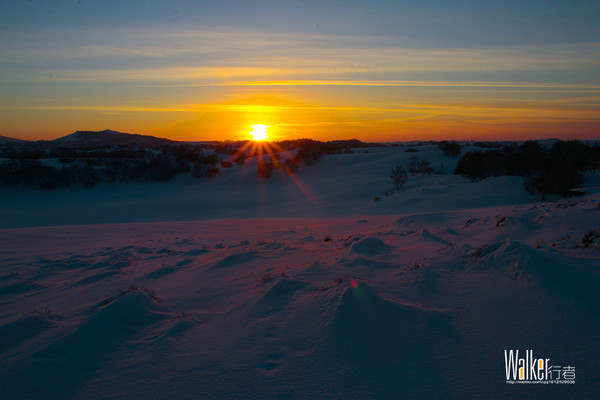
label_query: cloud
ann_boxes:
[2,23,599,87]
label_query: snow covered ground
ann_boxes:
[1,144,599,399]
[0,144,536,228]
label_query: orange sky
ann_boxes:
[1,2,599,142]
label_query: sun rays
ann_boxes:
[223,134,317,204]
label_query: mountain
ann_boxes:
[0,135,25,143]
[53,129,175,148]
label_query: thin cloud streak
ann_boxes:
[3,37,599,85]
[4,101,598,120]
[232,80,600,90]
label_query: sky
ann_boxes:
[1,0,599,142]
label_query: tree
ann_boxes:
[408,156,433,175]
[516,140,545,174]
[233,153,247,165]
[390,166,408,190]
[524,168,583,200]
[408,156,420,174]
[438,141,461,157]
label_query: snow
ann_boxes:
[1,144,599,399]
[0,144,534,228]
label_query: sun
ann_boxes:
[250,124,269,141]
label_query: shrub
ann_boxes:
[296,142,324,165]
[390,165,408,190]
[404,260,422,271]
[146,155,177,181]
[455,140,599,195]
[408,156,433,175]
[454,150,506,179]
[524,168,582,200]
[515,140,545,174]
[438,141,461,157]
[233,152,247,165]
[581,229,599,248]
[205,167,220,177]
[0,160,69,189]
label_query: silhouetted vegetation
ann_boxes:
[0,143,221,188]
[277,138,382,166]
[437,141,461,157]
[581,229,599,248]
[408,156,434,175]
[0,130,388,187]
[0,160,67,189]
[233,152,247,165]
[473,141,508,149]
[390,166,408,190]
[295,140,327,165]
[455,140,600,199]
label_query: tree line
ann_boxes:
[454,140,600,199]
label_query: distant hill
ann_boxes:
[53,129,175,148]
[0,135,25,143]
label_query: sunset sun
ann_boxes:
[250,124,269,141]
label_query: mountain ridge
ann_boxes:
[52,129,175,148]
[0,135,25,143]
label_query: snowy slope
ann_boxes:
[0,144,540,229]
[1,194,599,399]
[1,143,599,399]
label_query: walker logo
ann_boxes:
[504,350,576,384]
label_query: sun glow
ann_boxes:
[250,124,269,141]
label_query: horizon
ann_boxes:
[1,1,599,142]
[1,127,590,144]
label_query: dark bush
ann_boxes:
[145,155,177,181]
[0,160,68,189]
[205,167,220,177]
[390,166,408,190]
[234,153,247,165]
[524,168,583,200]
[438,141,461,157]
[408,156,433,175]
[455,140,598,198]
[296,141,326,165]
